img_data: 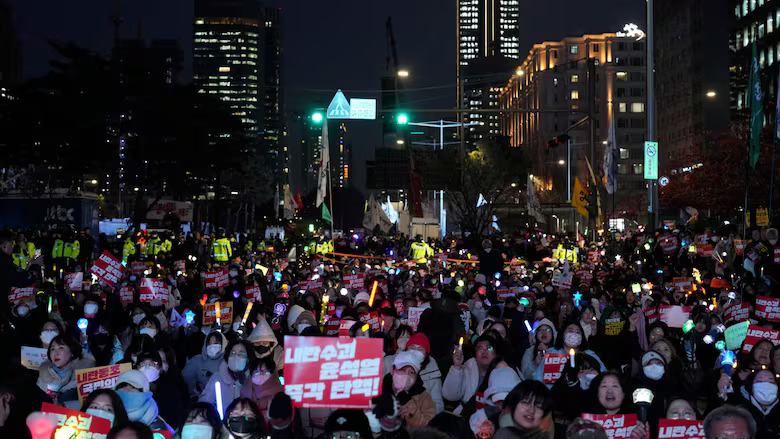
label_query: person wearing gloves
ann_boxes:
[37,334,96,409]
[182,331,228,400]
[520,318,557,382]
[443,334,498,409]
[469,367,522,437]
[199,340,256,418]
[388,333,445,414]
[114,369,173,433]
[246,318,285,375]
[383,350,436,427]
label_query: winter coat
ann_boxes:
[733,387,780,439]
[442,357,482,405]
[240,372,284,431]
[247,318,284,374]
[117,390,173,434]
[382,354,445,414]
[199,361,248,418]
[182,331,227,399]
[36,355,95,409]
[151,372,190,431]
[382,373,436,427]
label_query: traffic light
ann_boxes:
[546,134,570,149]
[396,113,409,125]
[311,112,324,123]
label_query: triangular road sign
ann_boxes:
[327,89,351,119]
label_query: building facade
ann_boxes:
[262,7,285,183]
[0,0,20,87]
[500,32,649,213]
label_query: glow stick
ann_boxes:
[216,302,222,326]
[47,296,52,313]
[524,320,532,332]
[361,323,370,332]
[458,337,463,350]
[215,381,224,419]
[569,348,576,367]
[369,280,378,307]
[241,301,253,326]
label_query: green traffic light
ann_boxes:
[397,113,408,125]
[312,112,324,123]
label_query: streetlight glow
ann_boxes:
[396,139,405,145]
[311,112,324,123]
[397,70,409,78]
[558,160,565,165]
[516,69,524,76]
[706,90,716,98]
[396,113,409,125]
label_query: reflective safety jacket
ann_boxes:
[145,237,162,256]
[122,238,137,263]
[13,242,36,268]
[410,242,433,259]
[52,239,80,260]
[211,238,232,262]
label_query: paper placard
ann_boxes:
[205,268,229,289]
[407,307,425,331]
[723,303,751,323]
[659,305,691,328]
[21,346,48,370]
[40,402,112,438]
[742,324,780,353]
[203,301,234,325]
[119,285,134,304]
[581,414,637,439]
[76,363,132,404]
[755,296,780,322]
[8,286,35,303]
[658,419,705,439]
[542,353,568,383]
[139,278,170,303]
[245,286,262,303]
[90,251,125,285]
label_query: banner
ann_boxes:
[296,279,324,292]
[21,346,48,370]
[338,320,357,337]
[497,288,515,302]
[8,286,34,303]
[659,306,692,328]
[90,251,125,285]
[283,336,383,408]
[581,413,637,439]
[723,303,751,323]
[757,207,769,226]
[605,319,625,335]
[672,277,693,293]
[245,286,262,303]
[40,402,112,438]
[119,286,134,304]
[743,324,780,353]
[324,318,340,336]
[542,353,568,384]
[64,272,84,291]
[203,301,234,325]
[131,261,152,275]
[659,235,678,254]
[205,268,229,289]
[343,274,365,290]
[147,199,193,221]
[76,363,132,404]
[658,419,705,439]
[407,306,425,331]
[755,296,780,322]
[139,278,170,303]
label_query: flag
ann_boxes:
[363,194,377,230]
[377,199,394,233]
[603,111,616,194]
[316,122,330,206]
[294,189,304,210]
[572,177,589,218]
[492,215,500,232]
[274,184,280,219]
[283,185,295,219]
[382,196,399,224]
[322,204,332,223]
[526,175,545,223]
[749,41,763,169]
[477,193,487,207]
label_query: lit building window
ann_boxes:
[219,67,231,72]
[570,90,579,100]
[619,148,629,159]
[618,103,627,113]
[571,74,579,83]
[570,45,579,55]
[616,72,628,81]
[631,103,645,113]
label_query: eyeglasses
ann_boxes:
[230,351,248,358]
[253,370,271,376]
[476,345,494,353]
[538,327,552,333]
[330,433,361,439]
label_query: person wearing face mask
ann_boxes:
[174,403,224,439]
[469,367,522,437]
[39,320,64,349]
[182,331,228,400]
[113,370,173,433]
[137,351,187,431]
[88,320,124,366]
[223,398,265,439]
[730,369,780,439]
[383,325,413,375]
[37,334,95,408]
[550,353,602,422]
[246,318,284,375]
[199,340,256,418]
[137,317,161,341]
[546,322,606,386]
[81,389,130,430]
[383,350,436,427]
[240,357,283,432]
[630,350,672,439]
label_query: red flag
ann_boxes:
[294,189,304,210]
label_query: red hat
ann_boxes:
[407,333,430,353]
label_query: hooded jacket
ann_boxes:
[520,318,557,382]
[36,355,95,409]
[182,331,227,399]
[381,373,436,427]
[199,361,248,418]
[247,319,284,374]
[442,357,481,405]
[240,371,285,431]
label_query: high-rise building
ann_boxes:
[0,0,20,86]
[262,7,284,183]
[287,111,322,194]
[113,39,183,86]
[501,32,650,214]
[655,0,730,161]
[194,0,264,137]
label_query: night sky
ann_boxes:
[7,0,645,191]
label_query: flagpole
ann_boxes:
[327,119,335,244]
[771,136,777,223]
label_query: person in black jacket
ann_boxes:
[479,239,504,278]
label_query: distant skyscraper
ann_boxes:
[262,7,285,183]
[0,0,20,86]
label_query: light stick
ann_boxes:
[569,348,576,367]
[241,302,254,327]
[215,381,224,419]
[524,320,532,332]
[458,337,463,350]
[47,296,52,314]
[369,280,378,307]
[632,388,654,424]
[215,302,221,326]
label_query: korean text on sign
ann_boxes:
[723,303,751,323]
[203,301,234,325]
[581,413,637,439]
[40,402,111,439]
[205,268,229,289]
[65,272,84,291]
[542,353,568,384]
[245,286,262,303]
[8,286,34,303]
[119,286,134,304]
[742,325,780,353]
[76,363,132,404]
[755,296,780,322]
[139,278,170,303]
[658,419,705,439]
[283,336,383,409]
[90,251,125,285]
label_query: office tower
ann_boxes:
[0,0,20,86]
[262,7,284,184]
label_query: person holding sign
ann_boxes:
[550,353,603,421]
[36,334,95,408]
[520,318,557,383]
[546,322,606,384]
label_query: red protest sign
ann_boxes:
[203,301,234,325]
[581,414,637,439]
[245,286,262,303]
[65,272,84,291]
[283,336,383,409]
[743,324,780,353]
[497,288,515,302]
[658,419,705,439]
[697,244,714,257]
[542,353,568,384]
[394,300,405,316]
[659,306,692,328]
[90,251,125,285]
[588,250,599,263]
[119,286,134,304]
[659,235,678,254]
[76,363,132,404]
[338,320,357,337]
[205,268,229,289]
[672,277,693,292]
[359,311,380,331]
[723,303,751,323]
[576,270,593,283]
[131,261,151,275]
[40,402,112,438]
[296,279,324,292]
[755,296,780,322]
[325,318,340,336]
[710,278,730,289]
[734,240,746,256]
[775,248,780,264]
[139,278,170,303]
[343,274,364,290]
[8,286,34,304]
[644,307,660,324]
[407,306,425,331]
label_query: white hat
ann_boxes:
[287,305,305,332]
[484,368,521,403]
[354,292,370,306]
[475,274,487,285]
[641,350,666,367]
[393,350,424,373]
[114,369,150,393]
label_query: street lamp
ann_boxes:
[311,112,324,123]
[706,90,716,98]
[558,160,565,165]
[396,113,409,125]
[516,69,524,76]
[397,70,409,78]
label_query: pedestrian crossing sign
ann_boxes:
[327,90,351,119]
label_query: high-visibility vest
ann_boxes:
[244,240,254,254]
[410,242,432,259]
[159,239,172,254]
[145,238,161,256]
[315,241,332,255]
[52,239,79,259]
[211,238,232,261]
[13,242,35,268]
[52,239,64,258]
[122,239,136,263]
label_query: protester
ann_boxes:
[36,334,95,408]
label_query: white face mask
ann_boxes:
[544,285,554,293]
[232,322,241,332]
[181,424,214,439]
[86,408,115,427]
[206,344,222,358]
[16,305,30,317]
[392,371,413,392]
[139,365,160,383]
[296,323,311,334]
[753,382,779,405]
[580,373,598,390]
[229,270,238,278]
[252,373,271,386]
[132,314,144,325]
[228,356,248,372]
[139,328,157,338]
[643,364,665,380]
[84,303,99,316]
[564,332,582,348]
[40,330,58,345]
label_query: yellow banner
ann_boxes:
[572,178,589,218]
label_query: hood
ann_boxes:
[287,305,305,332]
[535,318,558,342]
[201,330,228,358]
[247,318,278,345]
[296,310,318,329]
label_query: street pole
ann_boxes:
[647,0,658,230]
[588,57,597,241]
[567,137,572,203]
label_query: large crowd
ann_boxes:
[0,222,778,439]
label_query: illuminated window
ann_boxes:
[619,148,629,159]
[632,163,643,175]
[631,103,645,113]
[616,72,628,81]
[219,67,231,72]
[570,45,579,55]
[570,90,579,100]
[618,103,627,113]
[571,74,579,83]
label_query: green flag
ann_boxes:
[322,204,332,223]
[749,42,763,169]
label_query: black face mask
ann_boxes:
[228,416,257,434]
[255,345,271,355]
[91,333,110,346]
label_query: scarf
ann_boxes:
[118,391,159,425]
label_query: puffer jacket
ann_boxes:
[199,361,249,418]
[247,318,284,374]
[182,331,227,399]
[36,355,95,409]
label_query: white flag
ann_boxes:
[283,185,295,219]
[477,193,487,208]
[363,194,377,230]
[526,175,546,223]
[376,197,394,233]
[316,123,329,207]
[603,112,616,194]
